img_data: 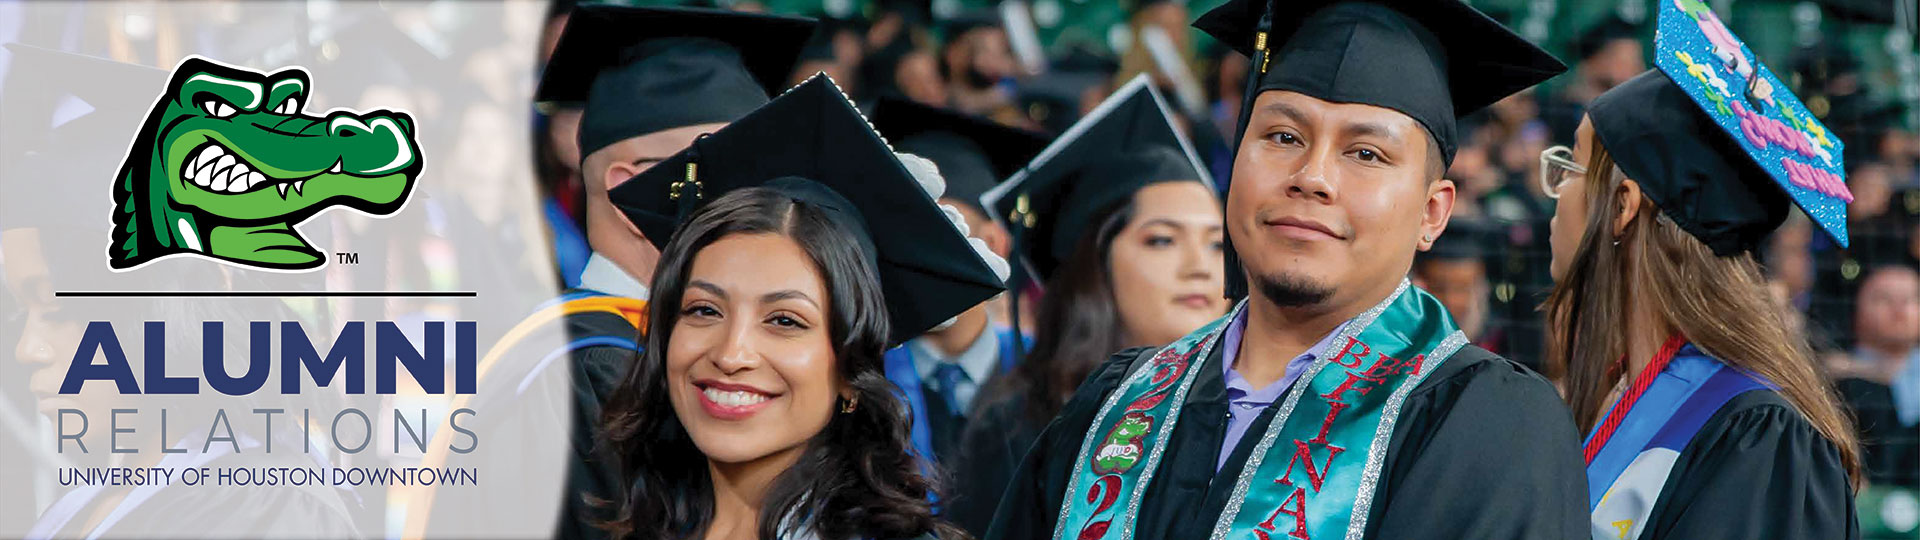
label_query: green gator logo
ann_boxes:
[108,56,422,271]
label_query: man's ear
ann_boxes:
[600,160,651,241]
[980,222,1012,259]
[1418,179,1458,252]
[603,160,646,195]
[1613,178,1644,239]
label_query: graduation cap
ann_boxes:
[0,45,166,290]
[606,75,1006,344]
[534,5,816,158]
[869,97,1051,214]
[1194,0,1565,299]
[982,74,1211,281]
[1018,45,1118,134]
[1,44,166,233]
[1194,0,1566,167]
[1585,0,1851,256]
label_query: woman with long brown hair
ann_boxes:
[596,77,1006,540]
[942,78,1225,537]
[1540,8,1860,539]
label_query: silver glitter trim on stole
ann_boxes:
[1052,300,1246,540]
[1343,330,1467,540]
[1207,279,1411,540]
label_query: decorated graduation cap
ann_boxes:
[534,5,816,158]
[1194,0,1564,299]
[1194,0,1565,167]
[1586,0,1851,255]
[869,97,1051,214]
[606,75,1006,344]
[982,74,1212,281]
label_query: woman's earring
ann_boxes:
[840,397,857,414]
[1422,234,1432,243]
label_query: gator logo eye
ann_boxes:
[202,99,237,119]
[108,55,424,272]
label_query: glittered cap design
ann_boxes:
[1653,0,1851,247]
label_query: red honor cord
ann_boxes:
[1582,334,1689,464]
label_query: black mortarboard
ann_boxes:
[1195,0,1564,300]
[1018,45,1119,134]
[870,97,1051,214]
[1585,1,1851,256]
[0,45,164,289]
[1,44,165,233]
[606,75,1005,344]
[982,75,1211,280]
[535,5,816,158]
[1194,0,1566,167]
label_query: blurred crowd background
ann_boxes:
[2,0,1918,535]
[525,0,1920,512]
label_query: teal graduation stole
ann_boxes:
[1053,280,1467,540]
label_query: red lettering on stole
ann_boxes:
[1255,488,1314,540]
[1319,371,1381,402]
[1256,338,1417,540]
[1277,439,1347,491]
[1329,338,1369,368]
[1363,352,1419,379]
[1308,401,1351,445]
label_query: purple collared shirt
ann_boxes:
[1216,310,1348,472]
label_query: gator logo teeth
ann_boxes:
[107,55,423,272]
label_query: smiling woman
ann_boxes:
[602,188,925,540]
[595,76,1004,540]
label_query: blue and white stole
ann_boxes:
[1584,345,1770,540]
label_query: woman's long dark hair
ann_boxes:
[986,202,1136,426]
[596,186,956,540]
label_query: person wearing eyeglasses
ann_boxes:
[1538,3,1861,538]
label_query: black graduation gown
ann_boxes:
[421,288,641,539]
[1629,389,1859,540]
[946,380,1049,537]
[985,342,1589,540]
[559,302,645,539]
[1835,377,1920,489]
